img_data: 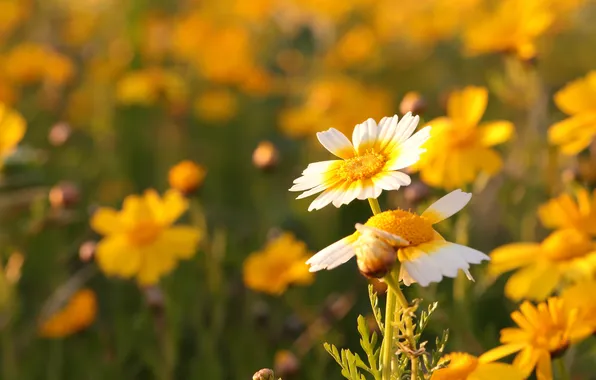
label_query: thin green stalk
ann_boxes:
[555,357,570,380]
[381,288,396,380]
[368,198,382,215]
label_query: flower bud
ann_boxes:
[48,122,71,146]
[355,233,396,279]
[79,241,97,262]
[274,350,300,378]
[253,368,275,380]
[399,91,427,116]
[253,141,279,171]
[369,278,388,294]
[49,182,80,209]
[168,160,206,195]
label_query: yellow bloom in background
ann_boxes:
[561,281,596,334]
[416,86,514,190]
[243,233,314,295]
[0,103,26,166]
[0,0,29,41]
[168,160,206,195]
[431,352,524,380]
[116,68,188,107]
[463,0,553,59]
[538,187,596,236]
[480,297,593,380]
[3,43,74,86]
[325,25,378,67]
[308,190,489,286]
[490,229,596,301]
[290,113,431,211]
[279,77,392,139]
[91,190,201,285]
[548,71,596,155]
[193,89,238,122]
[39,289,97,338]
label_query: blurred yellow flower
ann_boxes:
[168,160,206,195]
[3,43,74,86]
[490,229,596,301]
[308,190,489,286]
[431,352,524,380]
[194,89,238,122]
[325,25,378,67]
[91,190,201,285]
[290,113,430,211]
[463,0,553,59]
[416,86,514,190]
[561,281,596,334]
[243,233,313,295]
[116,68,187,107]
[538,187,596,236]
[480,297,593,380]
[39,289,97,338]
[279,77,392,138]
[0,103,26,166]
[0,0,29,40]
[548,71,596,155]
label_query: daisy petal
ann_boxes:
[306,234,358,271]
[352,118,378,154]
[422,189,472,224]
[372,171,411,191]
[316,128,355,159]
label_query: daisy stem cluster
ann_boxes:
[368,198,417,380]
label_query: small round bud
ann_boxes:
[49,182,80,209]
[48,122,72,146]
[274,350,300,378]
[369,278,388,294]
[253,141,279,171]
[79,241,97,262]
[355,233,396,279]
[404,181,431,206]
[253,368,275,380]
[168,160,206,195]
[399,91,427,116]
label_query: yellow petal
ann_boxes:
[120,194,154,226]
[95,236,140,278]
[535,351,553,380]
[477,148,503,175]
[148,189,188,225]
[489,243,541,276]
[160,226,201,259]
[505,263,560,301]
[0,104,26,157]
[479,343,526,363]
[548,113,596,155]
[512,347,540,378]
[554,71,596,115]
[136,243,177,285]
[478,121,514,147]
[469,363,525,380]
[447,86,488,127]
[90,208,123,235]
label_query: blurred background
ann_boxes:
[1,0,596,379]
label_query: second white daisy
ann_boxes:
[306,190,490,287]
[289,112,431,211]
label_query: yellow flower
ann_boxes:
[0,0,29,41]
[3,43,74,86]
[431,352,524,380]
[243,233,314,295]
[490,229,596,301]
[561,281,596,334]
[538,187,596,236]
[480,297,593,380]
[325,25,378,67]
[194,89,238,122]
[39,289,97,338]
[168,160,206,195]
[463,0,553,59]
[279,76,392,139]
[307,190,489,286]
[548,71,596,155]
[0,103,26,166]
[289,113,431,211]
[116,68,187,107]
[91,190,201,285]
[415,86,514,190]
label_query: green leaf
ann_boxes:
[368,285,384,332]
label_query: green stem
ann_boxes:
[368,198,382,215]
[384,275,418,380]
[381,288,396,380]
[555,357,570,380]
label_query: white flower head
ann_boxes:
[289,113,431,211]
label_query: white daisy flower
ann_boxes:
[306,189,490,286]
[289,112,431,211]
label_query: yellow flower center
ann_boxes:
[337,151,386,182]
[542,229,593,261]
[127,221,163,247]
[532,324,569,352]
[437,353,479,378]
[448,127,478,149]
[365,209,435,246]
